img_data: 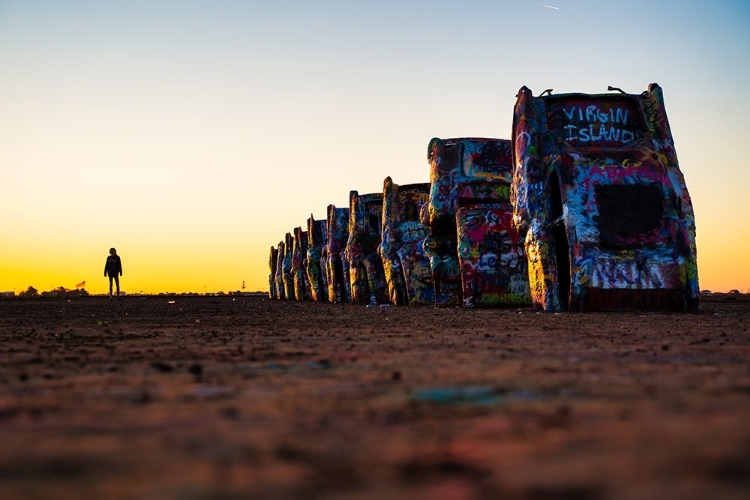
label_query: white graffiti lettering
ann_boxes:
[562,105,629,125]
[564,124,635,144]
[559,104,635,145]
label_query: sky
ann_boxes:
[1,0,749,295]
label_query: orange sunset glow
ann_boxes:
[1,1,749,295]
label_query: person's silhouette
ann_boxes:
[104,248,123,298]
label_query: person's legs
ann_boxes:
[108,275,114,296]
[113,275,120,296]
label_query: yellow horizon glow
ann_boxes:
[1,1,749,296]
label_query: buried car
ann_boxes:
[422,137,529,307]
[345,190,387,306]
[292,227,311,301]
[511,84,699,311]
[306,214,329,302]
[282,232,294,300]
[455,179,531,307]
[273,241,286,300]
[325,204,351,303]
[379,177,433,306]
[268,245,278,300]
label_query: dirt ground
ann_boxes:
[0,295,748,500]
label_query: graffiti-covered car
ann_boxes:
[273,241,286,300]
[379,177,433,306]
[268,246,279,299]
[455,179,531,307]
[422,137,529,307]
[282,232,294,300]
[325,204,351,303]
[306,214,328,302]
[345,190,387,306]
[268,245,278,299]
[512,84,699,311]
[292,227,311,301]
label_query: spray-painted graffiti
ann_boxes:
[395,227,436,306]
[273,241,286,300]
[547,99,642,147]
[455,180,530,307]
[423,137,528,307]
[292,227,311,301]
[346,191,387,305]
[265,84,696,314]
[325,205,351,303]
[511,84,699,311]
[268,246,278,300]
[282,233,294,301]
[379,177,433,306]
[306,215,328,302]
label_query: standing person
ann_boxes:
[104,248,123,298]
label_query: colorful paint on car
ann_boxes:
[379,177,434,306]
[292,227,311,301]
[282,232,294,301]
[455,180,531,307]
[306,215,329,302]
[511,84,699,311]
[273,241,286,300]
[423,137,528,307]
[325,204,351,303]
[346,190,388,306]
[268,245,278,300]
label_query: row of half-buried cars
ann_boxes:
[268,84,699,312]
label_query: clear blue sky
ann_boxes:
[1,1,749,293]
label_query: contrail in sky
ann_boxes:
[541,4,560,9]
